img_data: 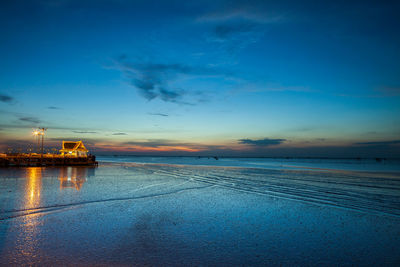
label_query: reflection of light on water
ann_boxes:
[19,167,44,260]
[27,168,42,207]
[59,167,88,191]
[4,167,94,263]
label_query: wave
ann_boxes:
[125,163,400,217]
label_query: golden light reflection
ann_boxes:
[26,167,43,208]
[18,167,44,259]
[58,167,88,190]
[7,167,93,261]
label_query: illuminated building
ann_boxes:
[59,141,89,157]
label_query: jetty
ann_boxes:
[0,140,98,167]
[0,153,97,167]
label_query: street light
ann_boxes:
[32,128,47,158]
[33,129,41,153]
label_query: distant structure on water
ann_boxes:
[0,139,97,167]
[60,141,89,157]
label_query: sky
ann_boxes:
[1,0,399,157]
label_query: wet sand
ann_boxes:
[1,163,400,266]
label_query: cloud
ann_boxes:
[112,132,127,135]
[0,122,102,133]
[123,139,186,148]
[238,138,286,147]
[355,140,400,146]
[72,130,97,134]
[47,106,61,110]
[121,139,226,151]
[116,58,232,104]
[375,87,400,97]
[197,5,284,24]
[230,82,312,95]
[120,61,188,103]
[0,93,15,104]
[19,116,41,124]
[214,22,256,39]
[207,21,265,53]
[148,112,169,117]
[198,2,286,54]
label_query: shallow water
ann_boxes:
[1,162,400,266]
[99,156,400,172]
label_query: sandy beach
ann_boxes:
[1,160,400,266]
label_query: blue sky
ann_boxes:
[1,0,399,157]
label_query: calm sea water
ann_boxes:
[0,157,399,265]
[98,155,400,172]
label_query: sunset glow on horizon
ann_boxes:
[1,0,399,157]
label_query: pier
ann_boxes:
[0,136,98,167]
[0,154,98,167]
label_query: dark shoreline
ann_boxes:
[0,154,98,167]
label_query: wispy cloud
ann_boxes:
[47,106,61,110]
[375,86,400,97]
[72,130,97,134]
[214,22,256,40]
[148,112,169,117]
[208,21,265,54]
[355,140,400,146]
[339,86,400,98]
[19,116,41,124]
[197,5,285,24]
[0,93,15,104]
[230,82,312,95]
[198,2,286,55]
[116,56,231,104]
[121,139,227,152]
[238,138,286,147]
[123,139,191,148]
[112,132,127,135]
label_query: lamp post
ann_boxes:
[33,129,40,153]
[33,128,47,162]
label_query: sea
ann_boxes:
[98,155,400,172]
[0,156,399,266]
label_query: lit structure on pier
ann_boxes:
[60,141,89,157]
